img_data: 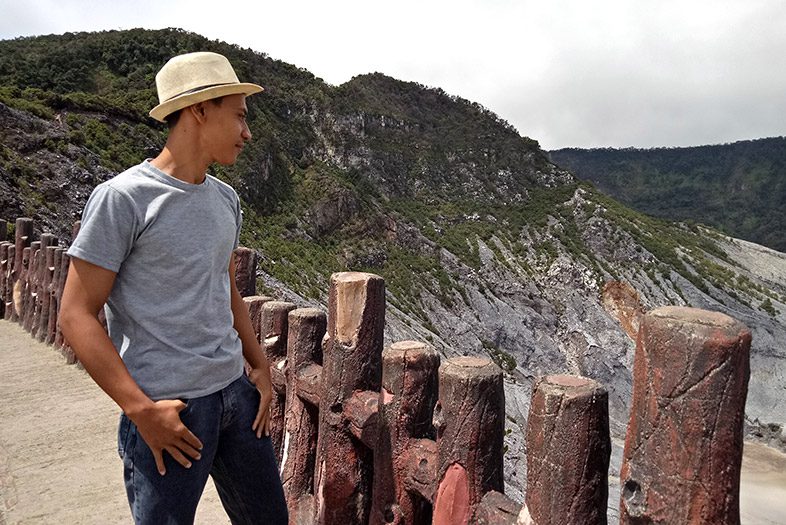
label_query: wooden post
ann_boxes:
[243,295,274,345]
[432,357,504,525]
[55,252,75,363]
[11,218,33,322]
[315,272,385,525]
[31,234,56,338]
[261,300,297,463]
[23,241,42,332]
[525,374,610,525]
[0,242,11,319]
[371,340,439,525]
[3,244,14,320]
[620,306,751,524]
[281,307,326,523]
[36,245,57,341]
[234,246,257,297]
[46,248,64,345]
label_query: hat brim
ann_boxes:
[149,82,263,122]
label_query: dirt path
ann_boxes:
[0,320,229,525]
[1,319,785,524]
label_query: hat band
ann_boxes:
[164,82,235,102]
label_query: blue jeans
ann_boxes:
[118,375,288,524]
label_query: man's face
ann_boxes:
[201,94,252,165]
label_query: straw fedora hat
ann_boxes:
[149,51,263,122]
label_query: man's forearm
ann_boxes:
[60,312,153,415]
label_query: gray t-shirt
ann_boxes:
[67,160,244,400]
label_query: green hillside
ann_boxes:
[549,139,786,253]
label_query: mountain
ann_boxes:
[548,139,786,252]
[2,29,785,506]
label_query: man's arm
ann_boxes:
[228,252,274,438]
[60,257,203,475]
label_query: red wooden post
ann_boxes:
[0,241,11,319]
[525,374,610,525]
[260,300,297,463]
[11,218,33,322]
[432,357,504,525]
[280,307,325,523]
[620,306,751,524]
[371,340,439,525]
[234,246,257,297]
[315,272,385,525]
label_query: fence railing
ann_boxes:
[1,216,752,525]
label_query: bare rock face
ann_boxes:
[601,281,645,342]
[620,306,751,525]
[525,374,610,525]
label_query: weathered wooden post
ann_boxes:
[0,241,11,318]
[234,246,257,297]
[260,300,297,462]
[3,244,14,320]
[242,295,274,345]
[432,357,505,525]
[315,272,385,525]
[46,248,64,345]
[620,306,751,524]
[35,245,57,341]
[371,340,439,525]
[10,218,33,322]
[524,374,610,525]
[55,252,75,362]
[17,245,33,327]
[30,234,56,338]
[281,307,325,523]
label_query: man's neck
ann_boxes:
[150,145,209,185]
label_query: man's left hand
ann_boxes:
[248,366,273,438]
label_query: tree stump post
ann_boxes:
[46,248,64,345]
[3,244,14,321]
[35,245,57,341]
[23,241,43,332]
[55,252,75,362]
[11,218,33,322]
[31,235,56,338]
[233,246,257,297]
[525,374,610,525]
[432,357,504,525]
[371,340,439,525]
[0,242,12,319]
[260,300,297,463]
[620,306,751,524]
[315,272,385,525]
[243,295,274,345]
[281,307,326,523]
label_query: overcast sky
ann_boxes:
[1,0,784,150]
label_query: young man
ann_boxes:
[60,52,288,524]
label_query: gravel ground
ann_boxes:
[0,320,229,525]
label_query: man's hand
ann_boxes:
[127,400,204,475]
[248,367,273,438]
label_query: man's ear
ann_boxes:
[189,102,207,123]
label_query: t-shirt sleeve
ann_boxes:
[233,193,243,250]
[66,184,138,272]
